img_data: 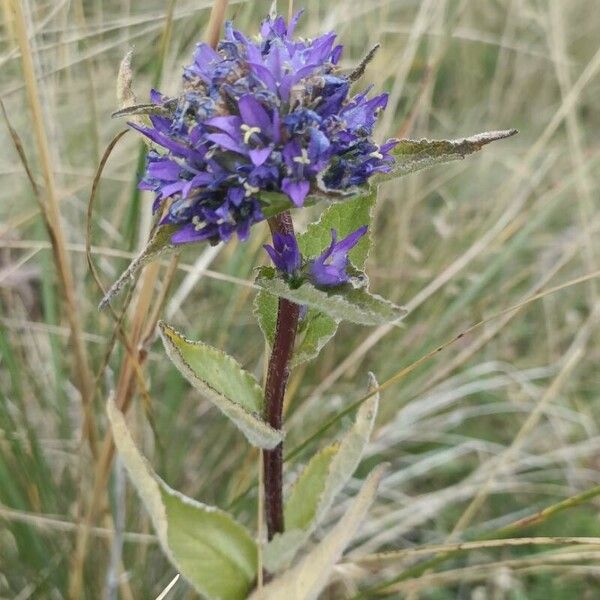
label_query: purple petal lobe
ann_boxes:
[249,146,272,166]
[282,178,310,207]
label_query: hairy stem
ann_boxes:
[263,212,301,540]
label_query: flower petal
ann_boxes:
[249,146,272,166]
[282,178,310,207]
[238,95,272,133]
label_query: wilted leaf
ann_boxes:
[252,465,386,600]
[263,374,380,572]
[116,48,136,110]
[376,129,518,183]
[111,103,174,119]
[255,267,405,327]
[116,47,153,134]
[159,322,282,449]
[107,399,257,600]
[99,224,179,309]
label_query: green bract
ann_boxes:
[101,131,516,308]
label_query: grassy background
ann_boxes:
[1,0,600,598]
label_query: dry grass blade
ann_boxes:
[8,0,97,454]
[204,0,229,49]
[449,304,600,537]
[352,536,600,566]
[155,574,180,600]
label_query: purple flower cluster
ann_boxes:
[134,13,396,245]
[264,226,367,288]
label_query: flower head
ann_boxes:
[134,13,396,246]
[309,227,367,286]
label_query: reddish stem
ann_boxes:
[263,212,300,540]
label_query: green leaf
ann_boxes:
[252,465,386,600]
[259,191,295,219]
[159,321,283,449]
[254,295,340,370]
[107,399,257,600]
[255,267,405,327]
[284,444,340,531]
[291,308,339,368]
[259,190,333,220]
[253,290,278,349]
[376,129,518,184]
[297,189,375,269]
[263,374,380,572]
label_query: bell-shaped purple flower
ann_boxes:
[263,233,302,278]
[309,227,368,287]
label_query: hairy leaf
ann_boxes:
[159,322,282,449]
[263,374,380,572]
[252,465,386,600]
[253,289,278,349]
[107,399,257,600]
[255,267,405,326]
[377,129,518,183]
[99,224,178,309]
[291,308,340,368]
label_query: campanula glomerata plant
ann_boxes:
[103,9,515,599]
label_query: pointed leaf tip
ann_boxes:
[116,48,135,106]
[377,128,518,184]
[158,321,283,449]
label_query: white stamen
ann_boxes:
[192,215,202,231]
[369,147,383,160]
[244,181,260,196]
[293,148,311,165]
[241,123,261,145]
